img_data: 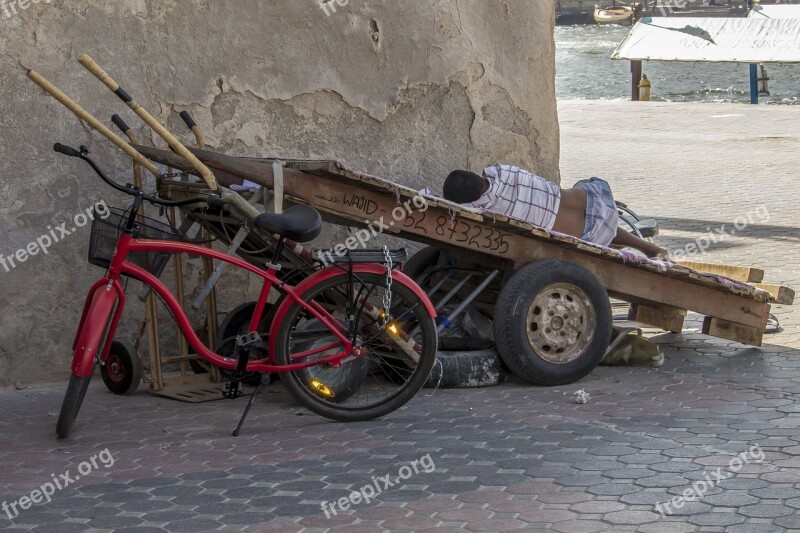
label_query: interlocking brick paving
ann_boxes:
[2,101,799,531]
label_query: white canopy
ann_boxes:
[748,4,800,19]
[612,17,800,63]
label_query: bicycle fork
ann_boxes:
[72,279,125,377]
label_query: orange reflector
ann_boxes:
[309,378,335,398]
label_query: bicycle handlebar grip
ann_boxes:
[179,111,197,130]
[111,114,130,134]
[53,143,80,157]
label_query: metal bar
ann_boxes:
[435,274,474,310]
[437,270,499,333]
[192,225,250,309]
[425,274,452,301]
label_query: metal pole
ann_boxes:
[749,64,758,105]
[631,60,642,101]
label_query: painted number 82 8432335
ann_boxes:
[428,215,510,253]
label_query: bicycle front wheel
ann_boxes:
[56,372,93,438]
[274,271,436,421]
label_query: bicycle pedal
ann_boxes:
[236,331,261,347]
[222,381,244,399]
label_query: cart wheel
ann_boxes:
[101,341,142,395]
[425,349,508,389]
[403,246,444,281]
[493,260,612,385]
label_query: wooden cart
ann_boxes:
[136,144,794,385]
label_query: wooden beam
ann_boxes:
[751,283,795,305]
[677,260,764,283]
[702,316,763,347]
[628,303,687,333]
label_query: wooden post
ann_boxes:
[631,60,642,101]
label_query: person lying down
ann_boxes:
[442,164,667,259]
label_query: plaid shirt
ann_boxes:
[470,164,561,231]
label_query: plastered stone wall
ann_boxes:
[0,0,558,386]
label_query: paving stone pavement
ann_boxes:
[1,101,799,532]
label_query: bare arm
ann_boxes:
[611,228,669,259]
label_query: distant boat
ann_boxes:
[594,4,633,25]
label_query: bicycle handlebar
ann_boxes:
[54,143,210,209]
[53,143,81,158]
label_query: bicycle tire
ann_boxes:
[56,373,93,438]
[274,271,436,422]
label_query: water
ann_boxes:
[555,25,800,104]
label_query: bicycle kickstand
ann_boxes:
[232,373,270,437]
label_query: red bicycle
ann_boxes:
[53,143,437,438]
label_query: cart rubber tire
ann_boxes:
[190,301,256,374]
[56,373,93,438]
[438,336,495,351]
[190,302,273,382]
[100,341,142,395]
[493,260,612,385]
[424,349,507,389]
[402,246,443,280]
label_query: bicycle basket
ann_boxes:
[88,207,179,277]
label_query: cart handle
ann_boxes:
[111,114,134,140]
[77,54,219,193]
[27,69,159,176]
[179,111,205,149]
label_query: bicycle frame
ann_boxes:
[73,234,345,377]
[72,231,436,379]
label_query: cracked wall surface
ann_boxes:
[0,0,558,385]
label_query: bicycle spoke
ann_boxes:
[278,272,435,416]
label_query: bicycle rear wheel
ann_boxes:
[274,271,436,421]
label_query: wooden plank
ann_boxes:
[628,303,687,333]
[751,283,795,305]
[677,260,764,283]
[702,316,764,347]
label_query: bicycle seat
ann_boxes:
[255,205,322,243]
